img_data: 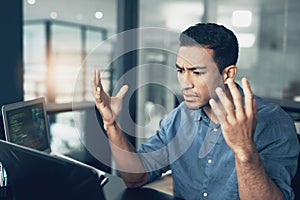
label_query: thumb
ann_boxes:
[116,85,128,99]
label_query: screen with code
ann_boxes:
[6,103,49,151]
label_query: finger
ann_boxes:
[95,69,100,86]
[253,98,257,116]
[94,69,105,91]
[209,98,226,124]
[215,87,235,120]
[95,86,102,104]
[227,78,244,119]
[92,69,102,95]
[253,98,257,122]
[242,77,254,117]
[91,70,98,96]
[116,85,128,99]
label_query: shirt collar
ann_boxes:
[194,108,206,121]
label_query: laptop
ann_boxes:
[1,97,107,179]
[1,97,51,153]
[0,139,106,200]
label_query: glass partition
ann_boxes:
[23,24,47,100]
[23,21,109,103]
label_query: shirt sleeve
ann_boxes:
[137,120,171,183]
[256,116,300,200]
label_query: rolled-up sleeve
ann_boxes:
[138,128,171,183]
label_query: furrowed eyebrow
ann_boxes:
[176,64,183,69]
[188,66,207,71]
[176,64,206,71]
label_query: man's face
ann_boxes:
[176,46,224,110]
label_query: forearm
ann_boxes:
[105,122,148,188]
[235,149,283,200]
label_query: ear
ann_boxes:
[221,65,237,84]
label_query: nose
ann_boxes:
[179,72,193,89]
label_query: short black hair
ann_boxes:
[179,23,239,72]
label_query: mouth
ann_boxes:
[183,93,198,102]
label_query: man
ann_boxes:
[93,23,299,199]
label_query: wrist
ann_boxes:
[234,147,259,164]
[104,120,117,131]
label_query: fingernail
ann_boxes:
[97,87,100,92]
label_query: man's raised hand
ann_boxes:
[92,69,128,128]
[209,78,257,161]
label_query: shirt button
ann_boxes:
[208,159,212,164]
[213,128,218,132]
[203,192,208,197]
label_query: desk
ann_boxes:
[103,174,178,200]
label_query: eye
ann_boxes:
[176,68,184,73]
[193,71,205,75]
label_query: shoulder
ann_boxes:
[160,102,186,127]
[254,95,297,147]
[255,95,294,124]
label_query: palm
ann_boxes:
[93,69,128,125]
[111,95,123,116]
[95,85,128,125]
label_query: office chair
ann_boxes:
[292,133,300,200]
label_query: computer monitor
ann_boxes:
[0,140,106,200]
[1,97,51,153]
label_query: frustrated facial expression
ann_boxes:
[176,46,224,110]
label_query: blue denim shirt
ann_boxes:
[138,93,300,200]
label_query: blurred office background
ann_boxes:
[1,0,300,172]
